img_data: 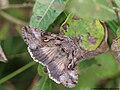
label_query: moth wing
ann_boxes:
[22,26,45,49]
[22,26,78,88]
[28,47,78,88]
[28,46,66,81]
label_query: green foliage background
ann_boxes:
[0,0,120,90]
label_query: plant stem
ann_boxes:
[0,61,36,84]
[0,3,33,10]
[0,10,28,25]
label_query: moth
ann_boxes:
[22,25,109,88]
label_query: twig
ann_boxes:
[0,10,28,26]
[0,3,33,10]
[7,52,28,59]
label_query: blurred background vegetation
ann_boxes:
[0,0,38,90]
[0,0,120,90]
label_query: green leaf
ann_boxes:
[106,21,118,34]
[66,0,116,21]
[115,0,120,8]
[33,76,52,90]
[30,0,69,30]
[0,86,7,90]
[37,64,47,76]
[47,12,67,32]
[1,36,26,55]
[116,27,120,37]
[74,52,119,89]
[0,22,9,40]
[60,14,105,50]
